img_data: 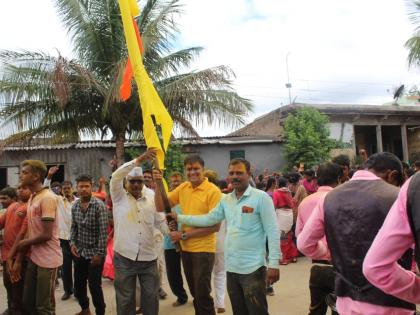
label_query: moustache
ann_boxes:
[231,178,241,183]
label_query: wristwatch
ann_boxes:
[181,232,188,240]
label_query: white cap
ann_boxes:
[127,167,143,179]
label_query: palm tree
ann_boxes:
[406,0,420,67]
[0,0,252,164]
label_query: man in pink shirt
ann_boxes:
[296,162,341,315]
[297,152,415,315]
[363,172,420,307]
[11,160,63,315]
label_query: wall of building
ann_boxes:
[0,148,115,185]
[408,128,420,161]
[0,142,285,185]
[185,142,285,178]
[328,122,353,143]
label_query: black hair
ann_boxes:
[169,171,183,179]
[217,179,228,190]
[332,154,350,167]
[51,181,62,188]
[75,174,93,184]
[406,168,416,178]
[317,162,342,186]
[303,169,315,177]
[414,161,420,168]
[286,172,301,184]
[143,169,152,175]
[62,180,73,187]
[184,154,205,167]
[265,177,276,191]
[0,187,17,199]
[365,152,403,184]
[277,177,288,188]
[229,158,251,173]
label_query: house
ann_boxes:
[230,103,420,162]
[0,135,283,189]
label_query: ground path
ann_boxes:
[1,258,313,315]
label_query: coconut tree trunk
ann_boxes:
[115,132,126,166]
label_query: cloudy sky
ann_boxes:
[1,0,419,135]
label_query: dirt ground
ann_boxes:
[0,258,313,315]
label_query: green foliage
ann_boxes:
[164,142,184,180]
[0,0,252,159]
[284,107,335,169]
[123,142,183,180]
[405,1,420,68]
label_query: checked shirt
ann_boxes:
[70,196,108,259]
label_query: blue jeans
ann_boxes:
[114,252,159,315]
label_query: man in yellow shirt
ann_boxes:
[154,155,221,315]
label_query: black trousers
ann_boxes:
[181,251,215,315]
[164,249,188,304]
[60,239,74,295]
[308,265,338,315]
[3,260,27,315]
[74,256,106,315]
[227,266,268,315]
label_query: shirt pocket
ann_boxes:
[239,213,260,231]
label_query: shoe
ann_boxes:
[217,308,226,313]
[292,257,298,263]
[280,259,290,265]
[74,309,92,315]
[135,308,142,314]
[172,300,187,307]
[158,287,167,300]
[61,292,72,301]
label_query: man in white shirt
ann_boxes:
[110,149,168,315]
[44,167,78,301]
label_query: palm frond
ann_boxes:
[146,47,203,79]
[406,34,420,67]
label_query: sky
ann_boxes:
[1,0,419,136]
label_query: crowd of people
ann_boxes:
[1,149,420,315]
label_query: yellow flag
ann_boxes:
[118,0,173,170]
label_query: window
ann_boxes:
[0,168,6,190]
[230,150,245,160]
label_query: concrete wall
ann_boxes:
[408,128,420,161]
[185,142,285,178]
[0,142,285,185]
[0,148,115,185]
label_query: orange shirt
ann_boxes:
[168,178,221,253]
[27,188,62,268]
[0,202,27,261]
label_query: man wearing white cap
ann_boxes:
[110,149,168,315]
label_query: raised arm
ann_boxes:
[153,169,176,212]
[110,149,157,202]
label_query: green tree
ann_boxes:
[0,0,252,165]
[406,1,420,67]
[124,142,183,179]
[284,107,335,169]
[163,142,184,180]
